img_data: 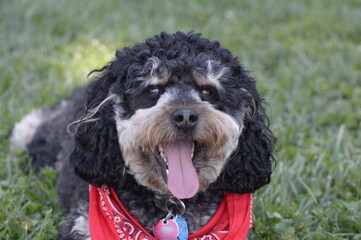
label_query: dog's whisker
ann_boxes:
[67,94,119,135]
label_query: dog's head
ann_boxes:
[71,32,276,199]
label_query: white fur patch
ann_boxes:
[71,215,90,239]
[10,100,70,152]
[70,203,90,239]
[114,92,173,155]
[9,109,46,151]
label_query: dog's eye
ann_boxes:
[200,88,212,97]
[148,87,161,95]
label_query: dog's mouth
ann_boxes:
[153,139,199,199]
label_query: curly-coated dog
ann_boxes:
[11,32,276,240]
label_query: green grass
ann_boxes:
[1,0,360,239]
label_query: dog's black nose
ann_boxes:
[172,109,198,131]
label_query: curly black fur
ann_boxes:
[21,32,276,239]
[71,102,124,187]
[72,32,275,191]
[220,118,275,193]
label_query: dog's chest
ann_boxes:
[115,185,223,234]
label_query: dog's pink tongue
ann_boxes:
[163,140,199,199]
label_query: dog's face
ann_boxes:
[71,32,275,198]
[114,57,246,199]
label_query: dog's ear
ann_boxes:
[219,106,276,194]
[70,67,125,187]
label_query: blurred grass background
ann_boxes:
[0,0,360,239]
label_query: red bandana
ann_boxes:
[89,185,253,240]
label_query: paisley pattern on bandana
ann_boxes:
[89,185,252,240]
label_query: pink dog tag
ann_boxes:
[153,219,179,240]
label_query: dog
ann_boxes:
[11,32,276,240]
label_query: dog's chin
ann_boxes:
[122,136,239,200]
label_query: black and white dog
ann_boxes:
[11,32,275,239]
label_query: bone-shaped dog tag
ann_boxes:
[175,216,188,240]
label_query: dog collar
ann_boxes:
[89,185,253,240]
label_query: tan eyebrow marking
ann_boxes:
[193,60,228,91]
[141,57,171,86]
[147,70,171,86]
[193,71,213,87]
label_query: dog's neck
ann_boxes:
[114,175,224,234]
